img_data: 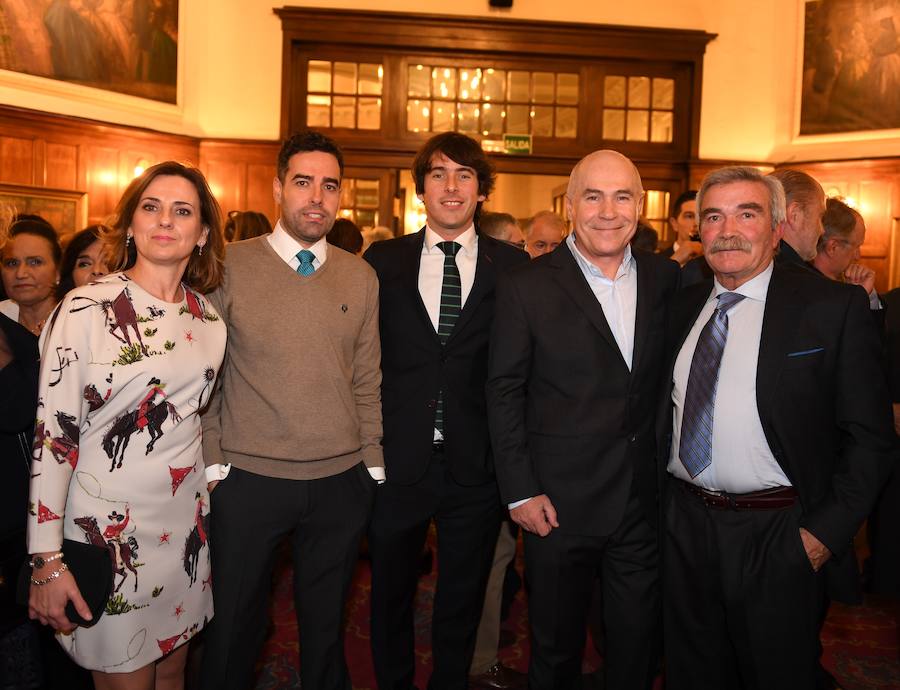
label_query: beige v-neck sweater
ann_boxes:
[201,236,383,479]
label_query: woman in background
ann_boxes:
[57,224,110,298]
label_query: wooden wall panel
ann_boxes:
[45,143,78,190]
[246,163,277,220]
[1,137,35,185]
[200,141,281,225]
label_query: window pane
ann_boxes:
[651,110,673,143]
[356,179,379,207]
[603,108,625,139]
[332,96,355,128]
[555,107,577,137]
[407,99,431,132]
[604,76,626,107]
[508,71,530,101]
[533,72,554,104]
[359,63,382,95]
[532,105,553,136]
[308,60,331,93]
[457,103,479,133]
[481,102,503,135]
[432,101,454,132]
[644,190,669,220]
[333,62,356,94]
[340,180,356,208]
[307,95,330,127]
[483,68,506,102]
[358,97,381,129]
[628,76,650,108]
[458,68,481,101]
[433,66,456,99]
[358,209,378,228]
[408,65,430,97]
[507,104,530,134]
[557,74,579,105]
[626,110,649,141]
[652,77,674,109]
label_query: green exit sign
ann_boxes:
[503,134,532,155]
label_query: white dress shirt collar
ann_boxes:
[712,259,773,303]
[423,224,477,257]
[267,220,328,268]
[566,233,635,283]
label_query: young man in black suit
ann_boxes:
[660,166,896,690]
[486,150,680,689]
[364,132,528,690]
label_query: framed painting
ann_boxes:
[0,0,179,104]
[800,0,900,135]
[0,183,88,235]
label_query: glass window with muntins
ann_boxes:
[306,60,383,130]
[406,64,579,138]
[339,178,380,228]
[602,75,674,143]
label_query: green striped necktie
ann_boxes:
[434,240,461,434]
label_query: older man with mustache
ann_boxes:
[658,166,896,690]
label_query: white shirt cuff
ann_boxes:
[205,463,231,482]
[367,466,386,484]
[508,496,534,510]
[869,290,883,310]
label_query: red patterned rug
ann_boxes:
[253,541,900,690]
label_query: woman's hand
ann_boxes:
[28,560,93,633]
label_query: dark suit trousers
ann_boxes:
[368,449,501,690]
[524,490,660,690]
[663,480,824,690]
[199,463,375,690]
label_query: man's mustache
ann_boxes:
[708,236,752,254]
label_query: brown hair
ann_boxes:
[103,161,225,293]
[768,169,823,209]
[412,132,495,217]
[819,197,859,250]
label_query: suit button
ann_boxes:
[427,399,436,409]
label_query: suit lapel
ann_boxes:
[446,233,494,344]
[631,252,654,374]
[550,244,626,368]
[756,266,803,427]
[406,229,441,345]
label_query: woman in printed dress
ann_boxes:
[27,161,226,690]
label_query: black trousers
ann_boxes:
[524,490,659,690]
[663,480,824,690]
[368,449,502,690]
[199,463,375,690]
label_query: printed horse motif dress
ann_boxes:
[27,273,225,672]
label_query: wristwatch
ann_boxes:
[29,552,64,569]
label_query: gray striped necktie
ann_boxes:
[679,291,746,478]
[434,241,461,434]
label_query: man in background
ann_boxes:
[479,211,526,249]
[522,210,566,259]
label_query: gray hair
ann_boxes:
[698,166,786,231]
[479,211,519,240]
[523,210,567,239]
[818,197,859,250]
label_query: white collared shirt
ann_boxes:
[206,219,385,484]
[667,261,792,492]
[418,224,478,331]
[267,220,328,271]
[566,233,637,370]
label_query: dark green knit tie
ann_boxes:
[435,241,461,434]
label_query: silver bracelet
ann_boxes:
[29,552,64,569]
[30,562,68,586]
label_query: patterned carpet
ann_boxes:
[254,541,900,690]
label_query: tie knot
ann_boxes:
[436,241,461,257]
[296,249,315,265]
[716,291,745,314]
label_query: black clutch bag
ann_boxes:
[16,539,112,628]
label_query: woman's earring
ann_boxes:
[126,232,132,248]
[197,244,203,257]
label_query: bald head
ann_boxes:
[565,149,645,277]
[567,150,644,201]
[523,211,566,258]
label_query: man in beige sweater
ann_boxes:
[199,131,383,690]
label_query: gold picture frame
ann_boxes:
[0,184,88,236]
